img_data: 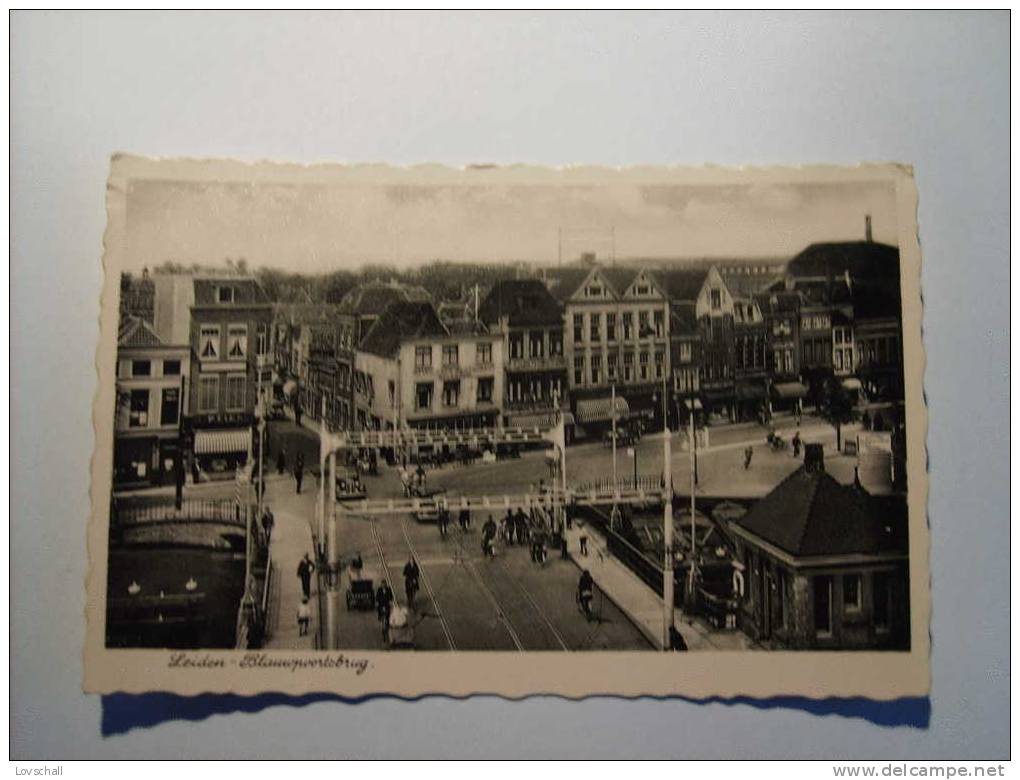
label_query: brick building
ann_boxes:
[728,446,910,649]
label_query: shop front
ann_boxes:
[770,380,809,415]
[191,426,252,481]
[735,381,768,423]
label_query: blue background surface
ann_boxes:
[10,10,1009,758]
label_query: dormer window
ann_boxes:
[217,286,235,304]
[587,285,602,297]
[711,289,722,310]
[635,285,650,296]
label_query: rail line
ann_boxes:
[397,516,458,651]
[464,560,525,652]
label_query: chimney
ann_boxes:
[581,252,596,266]
[804,443,825,473]
[865,214,873,243]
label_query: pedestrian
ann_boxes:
[415,462,426,490]
[504,509,515,545]
[294,403,303,428]
[294,451,304,494]
[297,597,311,636]
[792,431,802,458]
[577,569,595,621]
[438,502,450,539]
[400,468,411,497]
[261,507,275,542]
[579,532,588,557]
[403,557,420,609]
[744,446,754,470]
[376,580,394,638]
[297,552,315,600]
[277,446,287,475]
[458,506,471,531]
[861,410,872,431]
[482,515,497,558]
[349,551,364,582]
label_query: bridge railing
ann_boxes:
[111,499,247,529]
[574,475,664,496]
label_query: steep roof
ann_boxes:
[651,268,709,301]
[275,302,351,325]
[477,279,564,327]
[600,267,641,296]
[733,466,908,558]
[192,277,271,305]
[722,271,777,299]
[340,282,432,317]
[118,316,163,347]
[543,267,592,303]
[753,291,802,315]
[787,241,900,283]
[669,302,699,335]
[358,301,448,358]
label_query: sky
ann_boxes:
[123,176,899,273]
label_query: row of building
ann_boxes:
[114,230,904,488]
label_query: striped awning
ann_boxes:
[506,411,557,429]
[771,381,808,399]
[575,396,630,425]
[194,428,250,455]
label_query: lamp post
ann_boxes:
[611,383,618,493]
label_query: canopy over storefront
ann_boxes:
[736,382,767,401]
[194,428,251,456]
[681,397,704,411]
[771,381,809,399]
[575,396,630,425]
[842,377,863,391]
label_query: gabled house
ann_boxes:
[548,262,670,434]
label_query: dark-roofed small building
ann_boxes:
[728,446,910,650]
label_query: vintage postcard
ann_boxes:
[85,157,929,698]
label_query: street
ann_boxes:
[263,420,654,651]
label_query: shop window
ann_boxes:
[128,389,149,427]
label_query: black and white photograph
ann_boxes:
[86,158,928,699]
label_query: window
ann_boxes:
[654,350,664,379]
[442,380,460,407]
[225,374,246,411]
[442,344,459,367]
[622,312,634,340]
[573,314,584,344]
[477,376,494,404]
[227,325,248,359]
[256,325,268,356]
[477,342,493,365]
[638,310,650,337]
[842,574,862,612]
[163,359,181,376]
[415,346,432,370]
[873,572,890,632]
[784,350,794,373]
[814,575,833,637]
[710,289,722,310]
[677,342,692,363]
[834,350,844,371]
[128,389,149,427]
[573,355,585,385]
[591,354,602,384]
[549,330,563,356]
[132,360,151,377]
[160,387,180,426]
[415,382,434,411]
[639,351,649,381]
[509,333,524,359]
[654,310,664,337]
[623,352,634,382]
[606,313,616,342]
[199,325,220,360]
[635,284,650,296]
[590,313,601,342]
[607,353,618,381]
[216,285,235,304]
[388,380,396,407]
[775,569,786,629]
[528,331,544,358]
[773,319,791,337]
[198,376,219,413]
[586,285,602,297]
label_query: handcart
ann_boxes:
[345,577,376,611]
[387,605,415,649]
